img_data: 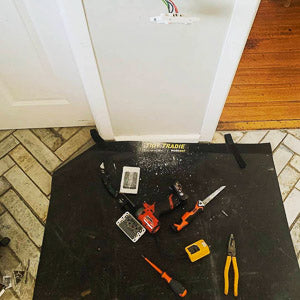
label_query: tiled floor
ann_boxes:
[0,128,299,299]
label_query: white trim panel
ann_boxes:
[59,0,259,142]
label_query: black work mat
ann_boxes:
[34,142,300,300]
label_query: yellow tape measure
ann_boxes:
[185,239,210,262]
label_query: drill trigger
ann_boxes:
[168,194,174,210]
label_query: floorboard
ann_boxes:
[218,0,300,130]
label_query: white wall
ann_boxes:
[83,0,235,138]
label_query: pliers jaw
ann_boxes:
[227,234,236,257]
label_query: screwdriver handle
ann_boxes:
[169,278,188,297]
[161,272,187,298]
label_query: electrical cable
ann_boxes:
[167,2,174,13]
[161,0,168,9]
[168,0,179,13]
[165,0,174,13]
[162,0,178,14]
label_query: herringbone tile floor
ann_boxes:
[0,127,299,299]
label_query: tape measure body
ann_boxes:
[185,239,210,262]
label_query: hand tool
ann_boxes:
[141,255,187,297]
[100,162,188,234]
[167,181,189,211]
[185,239,210,262]
[100,161,158,232]
[171,186,226,232]
[135,181,189,233]
[224,234,239,297]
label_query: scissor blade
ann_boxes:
[202,186,226,206]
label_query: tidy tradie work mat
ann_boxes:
[34,141,300,299]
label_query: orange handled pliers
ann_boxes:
[224,234,239,297]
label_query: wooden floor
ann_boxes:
[218,0,300,130]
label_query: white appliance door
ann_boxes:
[81,0,260,141]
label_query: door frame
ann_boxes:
[57,0,114,140]
[57,0,260,142]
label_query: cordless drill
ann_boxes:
[99,163,188,234]
[135,181,188,234]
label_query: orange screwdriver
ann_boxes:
[141,255,187,297]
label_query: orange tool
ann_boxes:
[224,234,239,297]
[141,255,187,298]
[171,186,226,232]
